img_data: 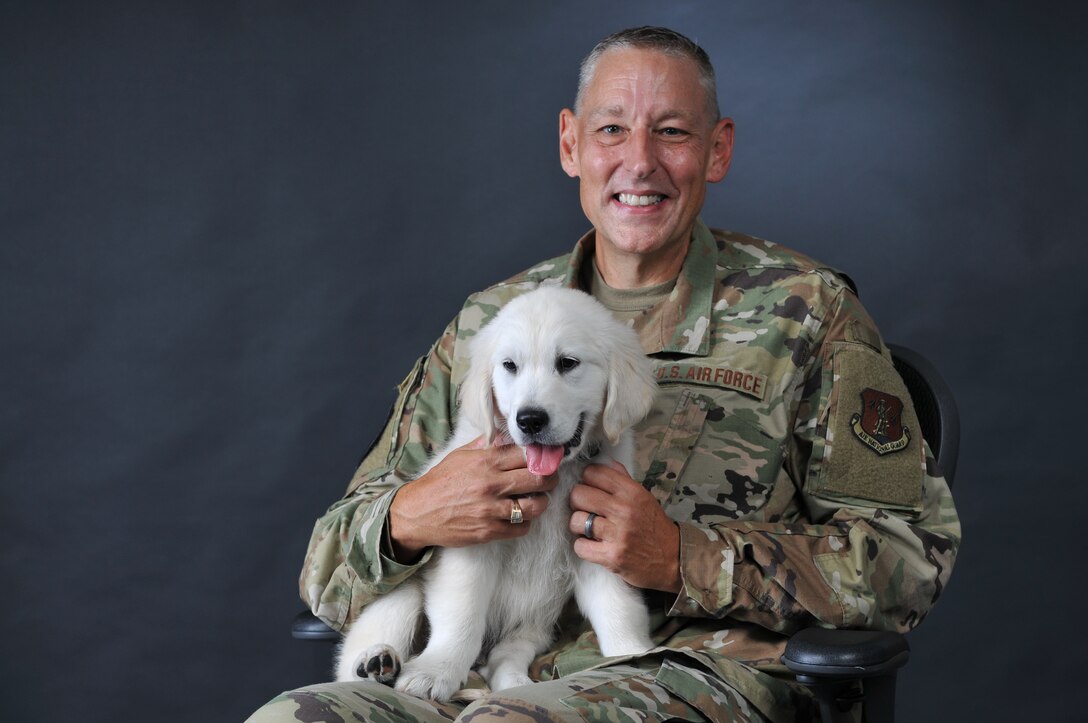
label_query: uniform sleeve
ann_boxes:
[297,317,460,631]
[670,288,961,635]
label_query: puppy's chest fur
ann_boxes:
[438,454,596,642]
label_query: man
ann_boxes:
[250,27,960,723]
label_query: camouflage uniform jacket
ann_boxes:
[300,220,961,721]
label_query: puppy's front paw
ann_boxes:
[395,656,466,702]
[599,636,655,658]
[356,644,401,685]
[487,669,533,692]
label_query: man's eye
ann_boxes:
[660,127,687,137]
[600,125,623,135]
[502,360,518,374]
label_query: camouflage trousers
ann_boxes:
[247,660,771,723]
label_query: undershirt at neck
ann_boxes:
[589,261,676,325]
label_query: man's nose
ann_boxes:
[624,128,657,179]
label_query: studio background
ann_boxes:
[3,2,1084,721]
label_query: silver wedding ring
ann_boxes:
[584,512,598,540]
[510,498,524,525]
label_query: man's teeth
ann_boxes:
[617,193,664,207]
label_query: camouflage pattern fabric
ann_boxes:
[272,219,960,722]
[248,659,771,722]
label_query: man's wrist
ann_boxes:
[386,484,427,564]
[662,521,683,594]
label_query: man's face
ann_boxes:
[560,48,733,268]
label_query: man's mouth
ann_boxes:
[616,193,665,207]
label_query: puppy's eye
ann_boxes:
[556,356,580,374]
[502,360,518,374]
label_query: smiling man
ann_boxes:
[560,44,733,288]
[250,27,959,723]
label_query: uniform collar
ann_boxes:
[563,219,717,357]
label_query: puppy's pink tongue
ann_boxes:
[526,444,564,476]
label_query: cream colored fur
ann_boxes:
[335,287,657,702]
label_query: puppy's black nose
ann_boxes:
[516,408,549,435]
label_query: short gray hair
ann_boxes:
[574,26,720,123]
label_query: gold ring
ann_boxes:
[509,498,524,524]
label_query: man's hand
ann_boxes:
[568,460,682,593]
[388,436,557,562]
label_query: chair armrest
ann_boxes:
[782,628,910,679]
[291,610,341,641]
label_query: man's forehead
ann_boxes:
[578,48,708,121]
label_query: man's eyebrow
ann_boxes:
[585,106,625,122]
[655,109,700,123]
[584,106,701,124]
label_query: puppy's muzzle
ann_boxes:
[516,407,549,435]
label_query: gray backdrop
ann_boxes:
[3,2,1085,721]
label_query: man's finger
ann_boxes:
[569,482,615,516]
[504,493,550,524]
[490,443,532,471]
[572,535,613,571]
[581,462,636,492]
[569,509,607,540]
[501,470,559,497]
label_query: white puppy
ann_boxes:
[335,286,658,701]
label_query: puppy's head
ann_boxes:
[458,287,656,475]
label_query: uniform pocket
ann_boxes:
[654,658,768,722]
[559,665,705,722]
[643,388,785,525]
[640,388,712,507]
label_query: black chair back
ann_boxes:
[887,344,960,487]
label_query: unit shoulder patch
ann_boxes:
[809,343,924,510]
[850,388,911,455]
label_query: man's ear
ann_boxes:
[706,117,735,183]
[559,108,580,178]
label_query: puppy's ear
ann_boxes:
[457,325,497,443]
[602,332,657,444]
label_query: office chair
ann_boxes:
[782,343,960,723]
[292,344,960,723]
